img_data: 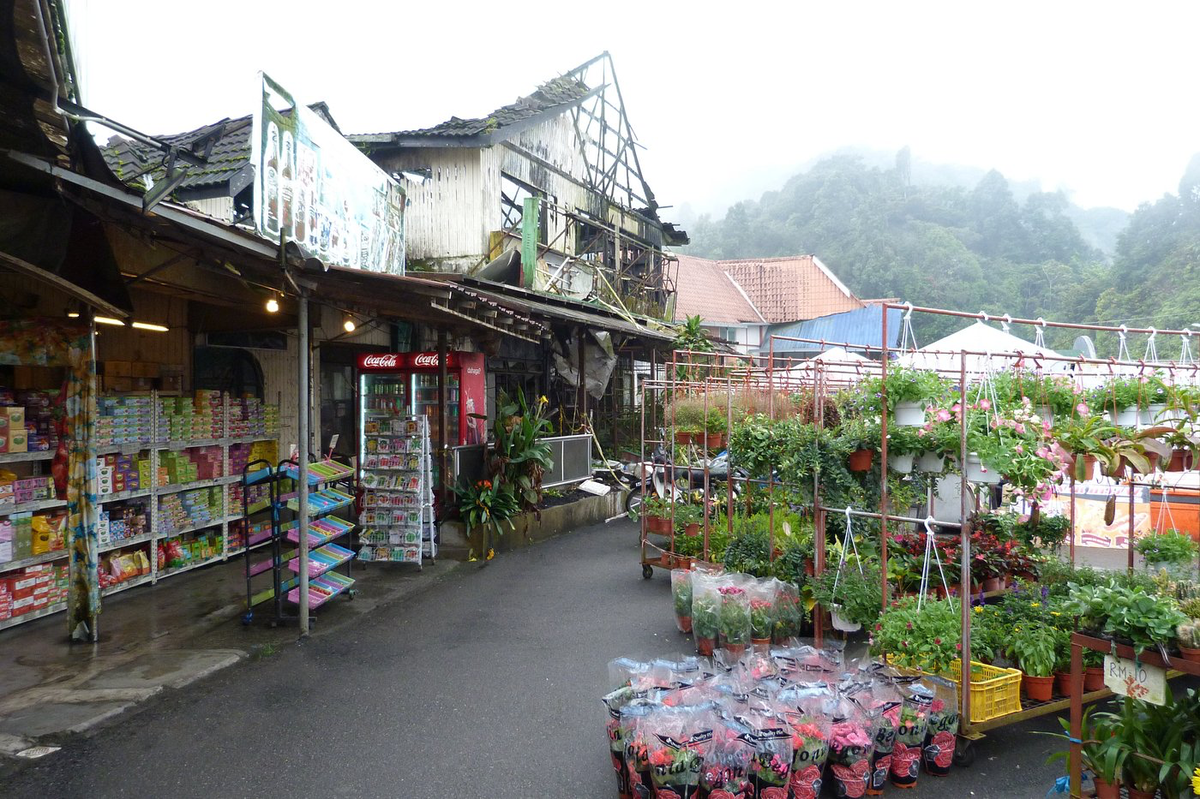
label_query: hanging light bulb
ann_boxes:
[343,317,356,333]
[265,297,280,313]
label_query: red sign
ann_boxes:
[356,352,462,371]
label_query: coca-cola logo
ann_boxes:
[413,353,440,367]
[362,354,399,369]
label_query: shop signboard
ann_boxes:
[251,72,405,275]
[1103,654,1166,705]
[356,352,467,371]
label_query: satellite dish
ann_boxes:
[1073,335,1097,359]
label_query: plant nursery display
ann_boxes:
[602,645,962,799]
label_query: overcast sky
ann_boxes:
[69,0,1200,218]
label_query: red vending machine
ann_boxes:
[356,351,487,447]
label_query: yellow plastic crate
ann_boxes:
[942,660,1023,723]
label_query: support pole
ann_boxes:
[297,291,310,636]
[1069,637,1083,797]
[880,303,890,610]
[1127,478,1135,573]
[958,351,971,723]
[437,329,448,488]
[577,327,587,427]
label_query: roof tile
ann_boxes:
[674,255,864,324]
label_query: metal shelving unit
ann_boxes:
[358,414,435,567]
[1,390,279,631]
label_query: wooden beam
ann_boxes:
[0,247,129,317]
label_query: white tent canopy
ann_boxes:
[897,321,1069,374]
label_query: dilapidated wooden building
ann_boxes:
[351,53,688,322]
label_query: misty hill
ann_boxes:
[678,149,1198,344]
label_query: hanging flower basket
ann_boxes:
[888,453,915,474]
[916,451,945,473]
[831,604,861,632]
[893,401,926,427]
[964,453,1001,485]
[1107,408,1140,428]
[849,449,874,472]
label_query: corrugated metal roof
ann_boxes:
[673,254,764,324]
[759,305,902,354]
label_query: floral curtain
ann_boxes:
[0,319,98,639]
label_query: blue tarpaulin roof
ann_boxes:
[758,305,901,355]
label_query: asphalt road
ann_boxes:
[0,519,1159,798]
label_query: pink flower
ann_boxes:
[1015,423,1026,434]
[1075,402,1089,415]
[979,399,991,410]
[1043,420,1052,433]
[936,409,951,422]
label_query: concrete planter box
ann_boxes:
[439,490,625,559]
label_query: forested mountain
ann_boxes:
[681,150,1199,348]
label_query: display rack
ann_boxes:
[358,414,435,567]
[1,390,279,632]
[273,457,357,616]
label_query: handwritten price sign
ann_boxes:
[1103,655,1165,705]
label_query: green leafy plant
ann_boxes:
[673,575,693,619]
[1090,376,1147,413]
[718,585,751,645]
[1065,581,1188,655]
[750,597,773,639]
[1008,624,1058,677]
[1041,705,1129,787]
[491,390,554,510]
[692,593,719,640]
[453,478,520,557]
[871,596,961,674]
[1136,530,1199,567]
[812,564,883,629]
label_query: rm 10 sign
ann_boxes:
[1103,655,1166,706]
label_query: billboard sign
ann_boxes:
[251,73,405,274]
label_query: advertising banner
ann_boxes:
[251,73,405,274]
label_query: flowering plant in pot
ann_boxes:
[771,581,807,643]
[717,584,751,656]
[638,496,674,535]
[871,596,961,675]
[1135,529,1199,574]
[691,582,720,656]
[812,564,883,632]
[673,502,704,538]
[839,417,880,472]
[878,365,948,426]
[1008,624,1059,702]
[749,598,774,645]
[885,425,924,474]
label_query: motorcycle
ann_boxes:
[620,444,744,516]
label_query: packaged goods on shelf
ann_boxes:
[99,549,150,591]
[0,474,54,509]
[157,532,221,572]
[97,502,150,548]
[157,446,224,485]
[1,390,63,454]
[0,562,67,620]
[96,395,153,447]
[230,480,272,516]
[94,451,151,496]
[158,486,223,535]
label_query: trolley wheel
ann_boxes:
[953,738,976,768]
[241,612,253,626]
[625,489,643,516]
[642,564,654,579]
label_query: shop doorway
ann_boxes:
[319,343,381,460]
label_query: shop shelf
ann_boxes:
[160,516,235,539]
[241,467,275,486]
[286,543,355,578]
[98,488,152,504]
[95,442,154,456]
[0,497,67,516]
[285,488,354,518]
[286,572,354,608]
[229,435,276,444]
[284,516,355,548]
[0,600,67,631]
[157,439,224,451]
[99,532,155,553]
[156,475,237,495]
[102,573,152,597]
[0,549,69,574]
[280,460,354,486]
[0,451,54,464]
[159,555,222,579]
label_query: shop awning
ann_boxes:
[444,277,676,345]
[0,247,128,318]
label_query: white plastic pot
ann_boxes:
[1107,408,1140,428]
[1141,404,1185,426]
[888,453,915,474]
[893,401,926,427]
[965,453,1002,485]
[831,605,861,632]
[916,451,946,473]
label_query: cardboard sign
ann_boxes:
[1103,655,1166,705]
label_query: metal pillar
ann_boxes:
[297,292,310,636]
[437,329,448,488]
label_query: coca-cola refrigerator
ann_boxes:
[356,351,487,448]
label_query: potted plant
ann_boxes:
[812,565,883,633]
[1176,620,1200,662]
[871,596,961,675]
[1155,419,1200,472]
[886,425,923,475]
[1135,529,1199,578]
[671,397,705,445]
[1083,648,1106,692]
[718,583,751,656]
[703,407,728,449]
[1092,377,1144,428]
[1008,625,1057,702]
[1042,706,1128,799]
[1054,413,1118,481]
[1064,582,1187,657]
[674,502,704,538]
[882,365,947,427]
[771,581,806,643]
[691,590,719,656]
[671,568,693,633]
[640,496,674,535]
[839,417,880,472]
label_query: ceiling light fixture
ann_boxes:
[94,316,126,327]
[66,311,80,318]
[131,321,170,332]
[265,297,280,313]
[343,317,356,333]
